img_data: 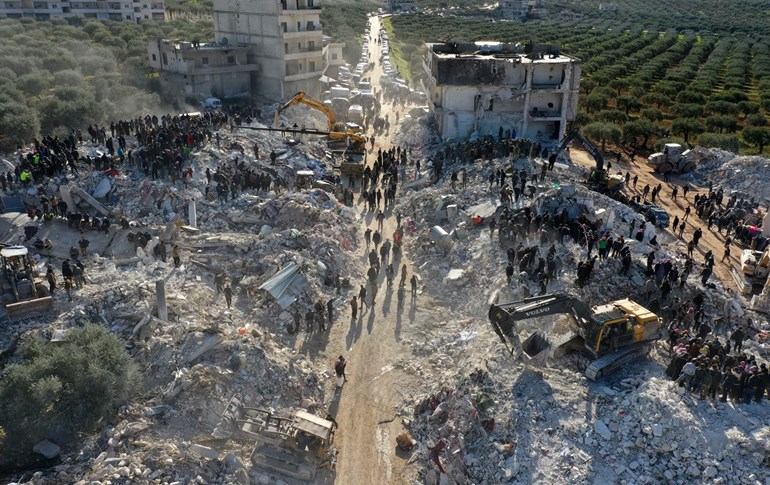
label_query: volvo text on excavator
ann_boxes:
[273,92,367,153]
[488,293,662,379]
[557,130,625,193]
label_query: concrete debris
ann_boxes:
[33,440,61,459]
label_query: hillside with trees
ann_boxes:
[0,17,211,150]
[386,0,770,154]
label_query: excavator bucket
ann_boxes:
[520,332,551,367]
[4,296,53,321]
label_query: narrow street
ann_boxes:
[299,14,424,484]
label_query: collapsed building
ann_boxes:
[423,41,580,143]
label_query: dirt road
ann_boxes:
[299,15,423,485]
[570,149,740,290]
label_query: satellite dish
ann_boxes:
[221,37,229,46]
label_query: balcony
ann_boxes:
[531,83,562,91]
[528,109,561,119]
[284,47,323,60]
[285,69,324,82]
[282,28,322,39]
[191,63,259,75]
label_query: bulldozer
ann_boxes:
[488,293,662,380]
[646,143,697,174]
[735,247,770,295]
[0,246,53,321]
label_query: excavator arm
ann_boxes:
[273,92,337,131]
[488,293,594,349]
[557,130,605,172]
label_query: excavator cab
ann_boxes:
[0,246,53,321]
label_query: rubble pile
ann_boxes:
[406,367,770,485]
[393,111,441,148]
[0,100,369,483]
[689,147,770,201]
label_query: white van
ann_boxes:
[200,97,222,109]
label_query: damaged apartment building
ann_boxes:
[423,42,580,142]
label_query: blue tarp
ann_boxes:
[258,263,308,309]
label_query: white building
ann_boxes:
[0,0,164,21]
[499,0,546,20]
[212,0,324,102]
[423,42,581,142]
[321,40,345,79]
[147,39,259,102]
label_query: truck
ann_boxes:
[628,200,670,228]
[647,143,697,174]
[488,293,662,380]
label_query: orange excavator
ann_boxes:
[273,92,367,152]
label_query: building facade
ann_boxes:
[212,0,324,102]
[0,0,164,21]
[423,42,581,142]
[321,40,345,79]
[147,39,259,102]
[499,0,546,20]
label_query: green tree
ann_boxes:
[640,108,664,122]
[608,78,628,96]
[676,90,706,104]
[0,325,138,467]
[696,133,739,152]
[706,115,738,133]
[623,118,656,149]
[642,92,672,109]
[616,95,642,115]
[745,113,768,127]
[737,101,760,115]
[585,92,609,114]
[0,101,39,151]
[595,109,628,124]
[705,100,739,116]
[671,103,704,119]
[743,126,770,153]
[583,122,622,152]
[671,118,705,144]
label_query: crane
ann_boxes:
[488,293,662,379]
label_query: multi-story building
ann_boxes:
[0,0,164,21]
[147,39,260,102]
[212,0,324,102]
[321,39,345,79]
[499,0,546,20]
[423,42,581,142]
[389,0,415,12]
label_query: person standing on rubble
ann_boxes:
[172,245,181,268]
[377,210,385,232]
[78,236,90,257]
[294,308,302,333]
[364,227,372,247]
[45,265,56,295]
[224,284,233,309]
[64,277,74,302]
[410,274,418,298]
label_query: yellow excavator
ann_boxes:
[273,92,367,152]
[488,293,662,379]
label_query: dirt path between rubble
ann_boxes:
[570,149,739,291]
[304,15,423,485]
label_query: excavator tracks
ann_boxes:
[584,343,653,381]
